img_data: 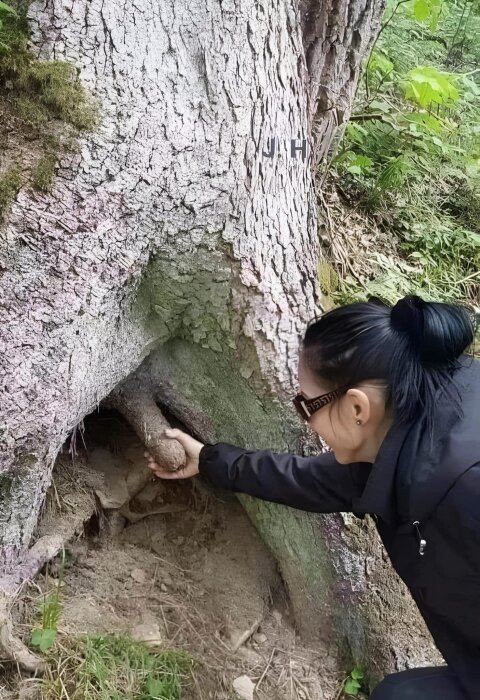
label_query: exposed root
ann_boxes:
[104,376,186,472]
[0,470,96,671]
[0,593,45,672]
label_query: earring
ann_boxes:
[356,420,361,425]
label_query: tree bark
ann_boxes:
[0,0,439,684]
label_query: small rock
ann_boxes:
[253,632,267,644]
[131,620,162,646]
[232,675,255,700]
[135,481,165,504]
[272,609,282,624]
[161,572,173,585]
[160,583,168,592]
[236,646,263,664]
[130,568,148,583]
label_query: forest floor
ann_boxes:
[0,411,349,700]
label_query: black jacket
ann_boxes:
[198,355,480,699]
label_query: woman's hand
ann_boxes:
[144,428,204,479]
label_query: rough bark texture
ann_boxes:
[0,0,439,683]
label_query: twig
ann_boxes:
[151,554,193,574]
[365,0,412,99]
[230,616,262,652]
[255,647,276,692]
[334,677,349,700]
[190,667,205,700]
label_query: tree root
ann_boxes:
[104,376,186,471]
[0,593,45,673]
[0,498,94,671]
[0,375,191,671]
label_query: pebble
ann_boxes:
[253,632,267,644]
[130,568,148,583]
[272,609,282,623]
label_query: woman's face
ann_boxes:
[297,351,390,464]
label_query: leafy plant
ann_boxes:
[30,550,66,653]
[402,65,459,107]
[344,667,364,696]
[0,0,16,51]
[330,0,480,308]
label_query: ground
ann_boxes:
[0,410,349,700]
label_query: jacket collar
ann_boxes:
[352,418,413,526]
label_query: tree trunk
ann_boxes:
[0,0,439,684]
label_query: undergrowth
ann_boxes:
[327,0,480,307]
[39,633,193,700]
[27,557,193,700]
[0,0,97,219]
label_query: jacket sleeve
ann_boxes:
[198,441,371,513]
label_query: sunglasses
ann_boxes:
[292,386,346,422]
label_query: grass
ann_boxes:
[26,554,194,699]
[32,151,57,192]
[38,633,194,700]
[0,164,21,220]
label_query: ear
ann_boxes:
[345,388,371,424]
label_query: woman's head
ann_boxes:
[297,295,475,463]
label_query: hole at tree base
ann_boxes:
[13,406,333,699]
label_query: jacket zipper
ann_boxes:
[412,521,427,556]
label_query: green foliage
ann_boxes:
[0,2,98,215]
[31,627,57,652]
[16,60,98,130]
[412,0,444,29]
[344,667,364,696]
[402,65,459,106]
[0,164,21,220]
[40,633,193,700]
[0,0,17,50]
[33,151,57,192]
[30,551,65,653]
[331,0,480,305]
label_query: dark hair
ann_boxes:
[302,295,476,432]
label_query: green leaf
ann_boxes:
[369,50,394,76]
[368,99,392,113]
[344,678,362,695]
[0,1,17,15]
[402,67,459,108]
[147,677,166,695]
[413,0,430,21]
[31,628,57,652]
[351,667,364,680]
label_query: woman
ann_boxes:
[145,294,479,700]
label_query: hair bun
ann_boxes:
[391,294,474,367]
[390,295,425,337]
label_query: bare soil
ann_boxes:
[1,411,346,700]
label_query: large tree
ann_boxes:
[0,0,439,684]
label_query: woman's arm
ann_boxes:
[199,442,371,513]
